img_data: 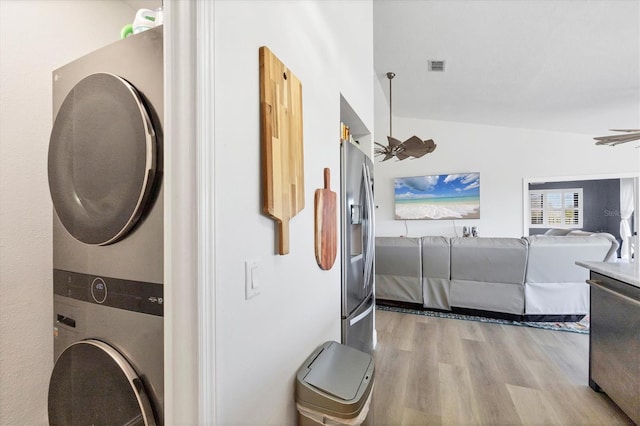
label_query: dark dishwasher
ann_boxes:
[588,271,639,424]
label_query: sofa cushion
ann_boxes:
[450,237,528,284]
[544,231,619,261]
[422,236,450,279]
[524,235,612,283]
[421,236,451,310]
[545,228,572,236]
[375,237,422,304]
[525,282,589,315]
[523,234,612,315]
[449,237,528,315]
[450,280,525,315]
[591,232,619,261]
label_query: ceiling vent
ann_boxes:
[428,60,446,72]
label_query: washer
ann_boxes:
[49,271,163,425]
[47,27,164,424]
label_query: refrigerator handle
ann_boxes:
[367,164,375,287]
[349,299,375,326]
[362,163,375,291]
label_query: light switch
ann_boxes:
[245,259,260,299]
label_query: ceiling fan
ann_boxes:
[593,129,640,147]
[374,72,437,161]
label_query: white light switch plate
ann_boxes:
[245,259,260,299]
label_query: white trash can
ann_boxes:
[296,341,374,425]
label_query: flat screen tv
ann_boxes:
[394,173,480,220]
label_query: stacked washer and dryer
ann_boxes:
[46,27,164,425]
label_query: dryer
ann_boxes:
[47,27,164,424]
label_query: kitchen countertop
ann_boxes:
[576,261,640,288]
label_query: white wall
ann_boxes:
[373,78,640,238]
[213,1,373,424]
[0,1,136,423]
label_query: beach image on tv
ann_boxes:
[395,173,480,220]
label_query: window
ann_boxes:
[529,188,583,228]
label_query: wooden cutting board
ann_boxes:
[259,46,304,255]
[315,168,337,270]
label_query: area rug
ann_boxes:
[376,305,590,334]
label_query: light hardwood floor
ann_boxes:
[372,309,633,425]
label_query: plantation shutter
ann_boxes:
[529,188,583,228]
[564,190,581,226]
[530,192,544,225]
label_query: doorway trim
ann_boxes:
[522,172,640,237]
[164,0,217,423]
[196,0,216,424]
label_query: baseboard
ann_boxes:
[377,301,587,324]
[450,307,523,322]
[524,314,586,322]
[376,299,424,311]
[376,299,524,322]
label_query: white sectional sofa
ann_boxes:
[375,233,619,320]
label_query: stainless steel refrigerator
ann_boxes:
[340,140,375,354]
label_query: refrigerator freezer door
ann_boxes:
[341,295,375,355]
[341,142,375,317]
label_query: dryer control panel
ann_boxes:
[53,269,163,317]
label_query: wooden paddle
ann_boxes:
[259,46,304,255]
[315,168,337,270]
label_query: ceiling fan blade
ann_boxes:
[423,139,437,152]
[387,136,404,147]
[610,138,640,146]
[594,128,640,146]
[594,133,640,144]
[400,137,425,153]
[403,146,429,158]
[594,133,640,140]
[403,136,424,145]
[400,137,437,158]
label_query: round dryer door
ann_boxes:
[48,72,157,245]
[48,339,157,426]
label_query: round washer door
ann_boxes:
[48,339,157,426]
[48,72,157,245]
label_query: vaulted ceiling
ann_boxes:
[123,1,639,137]
[373,0,640,136]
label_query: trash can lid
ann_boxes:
[296,341,374,418]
